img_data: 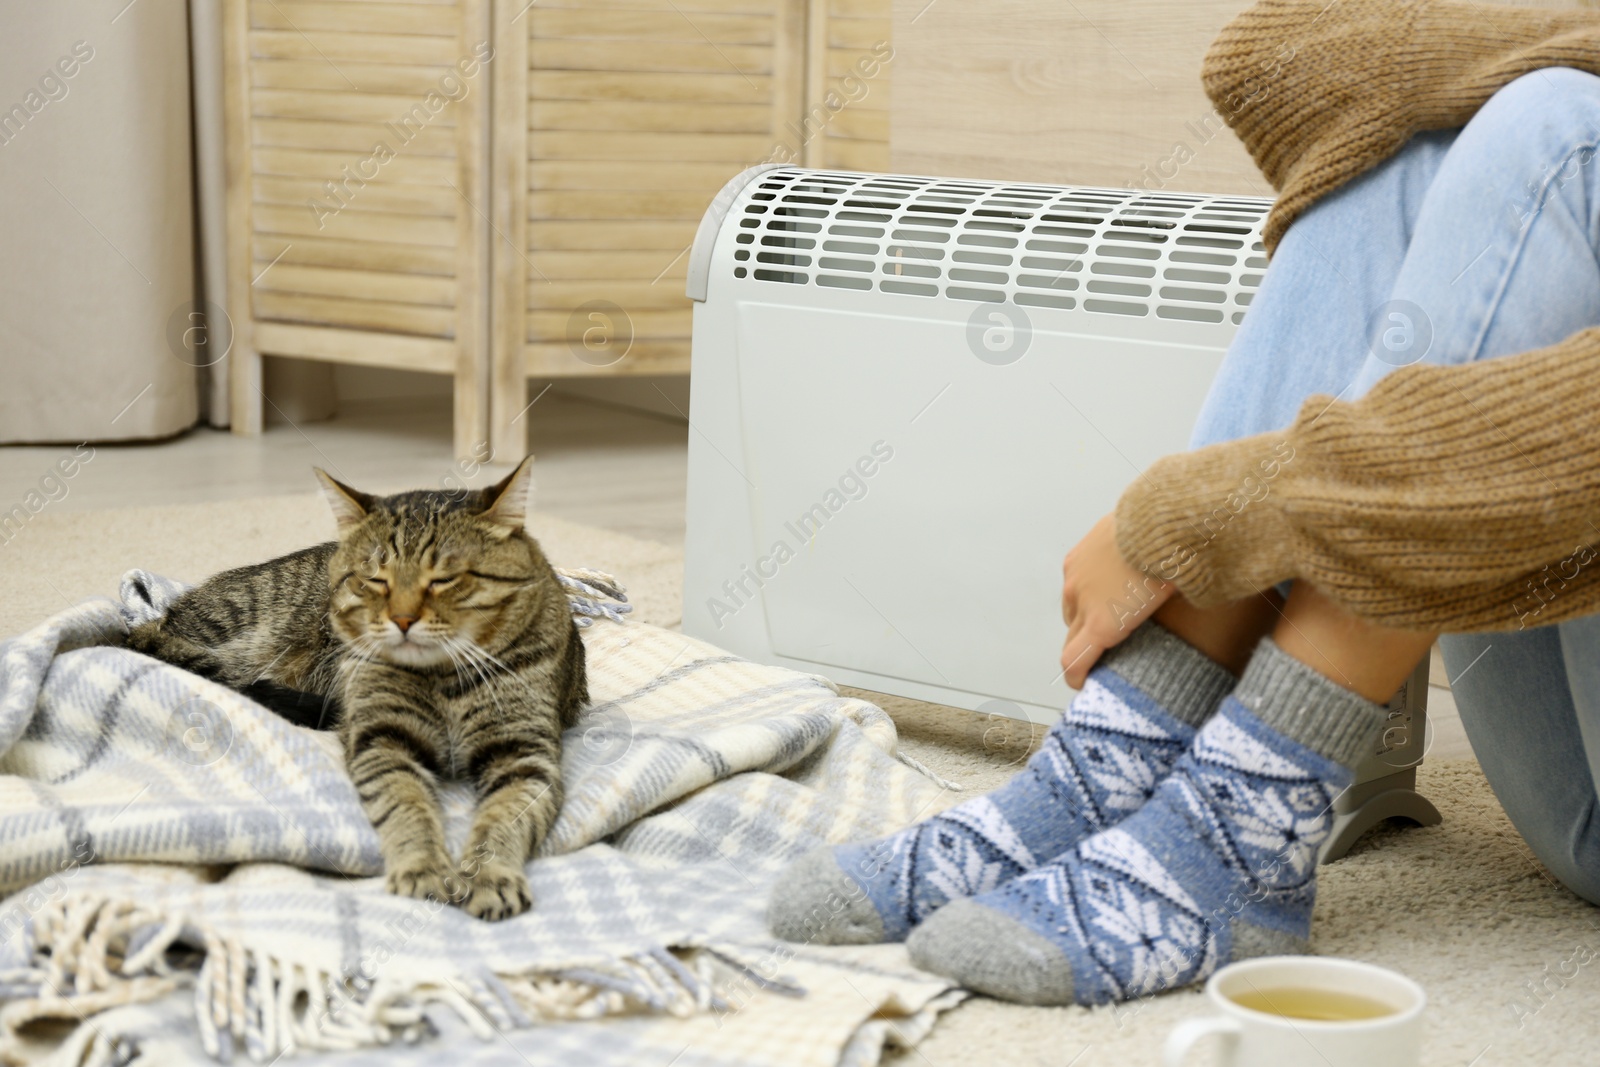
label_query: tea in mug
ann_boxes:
[1228,986,1397,1022]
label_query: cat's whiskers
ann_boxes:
[338,632,389,687]
[436,639,475,692]
[444,636,506,716]
[454,636,563,720]
[454,637,509,692]
[460,640,514,676]
[451,639,518,687]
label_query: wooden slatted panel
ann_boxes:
[243,0,486,344]
[508,0,806,390]
[228,0,490,457]
[804,0,890,170]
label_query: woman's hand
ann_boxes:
[1059,513,1173,689]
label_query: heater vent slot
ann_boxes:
[735,168,1270,324]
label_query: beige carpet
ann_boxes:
[4,496,1598,1066]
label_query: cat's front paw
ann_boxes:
[387,857,461,905]
[459,862,532,921]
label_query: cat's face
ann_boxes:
[316,460,540,670]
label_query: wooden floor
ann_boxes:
[0,394,690,549]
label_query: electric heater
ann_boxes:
[683,165,1438,858]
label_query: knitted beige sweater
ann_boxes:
[1114,0,1600,633]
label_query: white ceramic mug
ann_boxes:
[1164,956,1425,1067]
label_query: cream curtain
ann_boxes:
[0,1,199,443]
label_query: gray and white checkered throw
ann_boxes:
[0,571,962,1066]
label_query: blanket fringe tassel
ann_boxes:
[894,751,965,792]
[5,893,726,1065]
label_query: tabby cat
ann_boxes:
[126,457,586,920]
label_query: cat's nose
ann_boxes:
[391,614,418,634]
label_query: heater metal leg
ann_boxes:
[1319,658,1442,863]
[1320,767,1443,862]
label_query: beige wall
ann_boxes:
[890,0,1598,196]
[890,0,1261,194]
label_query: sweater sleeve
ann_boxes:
[1204,0,1600,252]
[1114,330,1600,633]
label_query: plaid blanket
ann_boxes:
[0,572,962,1066]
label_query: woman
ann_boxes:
[768,0,1600,1006]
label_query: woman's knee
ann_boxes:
[1485,66,1600,115]
[1468,67,1600,160]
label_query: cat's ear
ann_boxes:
[314,469,372,535]
[479,455,534,537]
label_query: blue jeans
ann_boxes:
[1190,67,1600,904]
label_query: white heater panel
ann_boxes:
[731,301,1222,717]
[684,167,1268,721]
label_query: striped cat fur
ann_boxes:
[125,458,586,920]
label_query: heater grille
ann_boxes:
[732,168,1271,324]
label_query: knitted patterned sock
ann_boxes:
[905,639,1384,1005]
[767,622,1234,945]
